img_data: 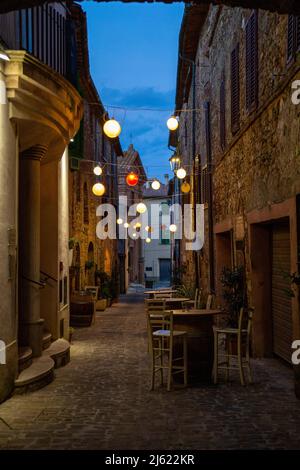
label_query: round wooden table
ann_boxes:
[172,309,224,384]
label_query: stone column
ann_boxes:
[19,145,47,357]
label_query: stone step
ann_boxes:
[42,331,52,350]
[18,346,33,372]
[14,356,54,394]
[43,338,70,369]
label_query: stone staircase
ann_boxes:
[14,330,70,394]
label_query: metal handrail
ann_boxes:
[40,270,58,283]
[21,275,46,288]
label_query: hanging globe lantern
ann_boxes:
[126,172,139,187]
[181,181,191,193]
[124,222,129,228]
[103,119,121,138]
[176,168,187,180]
[92,183,105,196]
[134,222,142,229]
[151,179,161,190]
[167,116,179,131]
[136,202,147,214]
[145,237,151,243]
[169,224,177,233]
[93,165,102,176]
[117,218,123,225]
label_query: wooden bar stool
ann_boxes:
[147,310,188,391]
[212,307,254,386]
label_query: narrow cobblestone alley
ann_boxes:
[0,293,300,450]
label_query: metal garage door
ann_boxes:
[272,219,293,363]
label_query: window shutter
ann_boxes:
[246,11,258,112]
[287,15,295,63]
[231,43,240,134]
[220,72,226,150]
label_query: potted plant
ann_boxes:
[85,260,94,271]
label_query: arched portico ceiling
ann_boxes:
[0,0,300,15]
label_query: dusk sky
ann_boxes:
[81,1,184,180]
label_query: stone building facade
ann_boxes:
[173,4,300,395]
[118,145,147,291]
[0,3,82,402]
[68,3,122,298]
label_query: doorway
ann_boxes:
[159,258,171,283]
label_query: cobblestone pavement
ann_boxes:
[0,293,300,450]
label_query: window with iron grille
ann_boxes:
[246,11,258,113]
[219,71,226,150]
[287,15,300,64]
[231,43,240,134]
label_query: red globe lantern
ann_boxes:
[126,172,139,187]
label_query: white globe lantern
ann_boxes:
[136,202,147,214]
[117,218,123,225]
[151,180,161,190]
[145,237,151,243]
[92,183,105,196]
[176,168,187,180]
[93,165,102,176]
[167,116,179,131]
[103,119,121,139]
[169,224,177,233]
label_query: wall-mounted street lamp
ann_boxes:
[169,153,181,172]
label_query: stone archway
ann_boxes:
[0,1,300,15]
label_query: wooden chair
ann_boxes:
[153,292,173,299]
[184,288,202,309]
[206,293,214,310]
[212,307,254,386]
[147,310,188,391]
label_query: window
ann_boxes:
[287,15,300,64]
[83,182,89,225]
[231,43,240,134]
[219,71,226,150]
[245,11,258,112]
[145,267,152,272]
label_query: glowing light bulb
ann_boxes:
[103,119,121,138]
[176,168,186,180]
[169,224,177,233]
[124,222,129,228]
[145,238,151,243]
[132,233,137,238]
[136,202,147,214]
[92,183,105,196]
[151,180,161,190]
[167,116,179,131]
[93,165,102,176]
[117,218,123,225]
[134,222,142,229]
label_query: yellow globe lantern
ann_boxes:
[136,202,147,214]
[169,224,177,233]
[145,237,151,243]
[151,179,161,190]
[167,116,179,131]
[92,183,105,196]
[181,181,191,193]
[93,165,102,176]
[103,119,121,138]
[134,222,142,229]
[117,218,123,225]
[176,168,186,180]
